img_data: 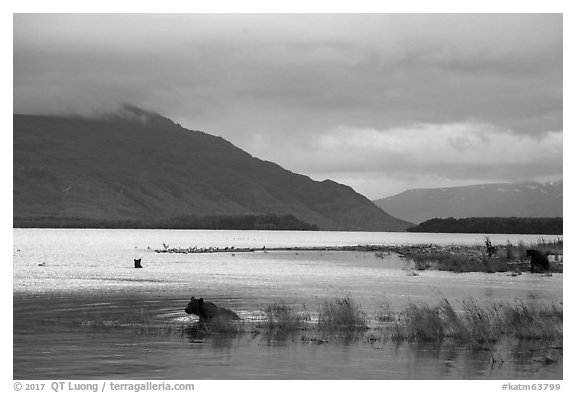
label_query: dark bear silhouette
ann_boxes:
[185,297,240,322]
[134,258,142,268]
[526,249,550,273]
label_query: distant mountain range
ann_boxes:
[13,107,412,231]
[373,181,562,224]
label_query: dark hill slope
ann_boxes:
[14,111,411,231]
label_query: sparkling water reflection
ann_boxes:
[13,229,562,379]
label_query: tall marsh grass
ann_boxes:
[318,296,368,330]
[262,302,308,331]
[390,298,562,345]
[70,295,561,346]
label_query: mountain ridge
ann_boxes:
[13,109,412,231]
[373,181,563,224]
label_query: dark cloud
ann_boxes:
[13,13,562,198]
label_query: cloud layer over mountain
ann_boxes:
[13,14,562,198]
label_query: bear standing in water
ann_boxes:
[526,249,550,273]
[185,297,240,322]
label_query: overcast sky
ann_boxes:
[13,13,563,198]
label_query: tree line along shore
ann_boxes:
[407,217,562,235]
[14,215,562,234]
[13,214,319,231]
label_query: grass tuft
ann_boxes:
[498,299,563,340]
[318,296,368,330]
[400,303,445,342]
[262,302,308,331]
[460,299,501,343]
[389,297,562,345]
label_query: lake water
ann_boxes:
[13,229,563,380]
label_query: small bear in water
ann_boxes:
[134,258,142,268]
[185,297,240,322]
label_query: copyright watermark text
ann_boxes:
[13,382,194,393]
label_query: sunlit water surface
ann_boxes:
[13,229,562,379]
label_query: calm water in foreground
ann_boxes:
[13,229,563,379]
